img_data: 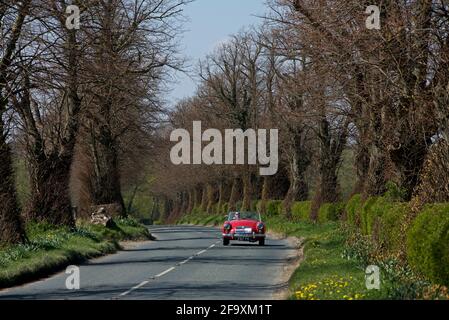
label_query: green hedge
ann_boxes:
[378,202,408,253]
[251,200,258,211]
[191,206,205,216]
[318,203,345,224]
[256,200,263,213]
[407,204,449,286]
[347,196,408,251]
[345,194,363,226]
[292,201,312,222]
[360,197,378,235]
[266,200,282,216]
[221,203,229,214]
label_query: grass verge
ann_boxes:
[265,216,391,300]
[0,218,152,289]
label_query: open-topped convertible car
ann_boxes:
[222,211,266,246]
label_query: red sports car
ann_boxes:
[222,211,266,246]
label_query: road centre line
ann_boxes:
[117,240,218,298]
[155,266,176,278]
[119,280,150,297]
[178,257,193,265]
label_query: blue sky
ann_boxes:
[168,0,267,106]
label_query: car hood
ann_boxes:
[229,219,259,228]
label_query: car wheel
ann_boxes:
[259,239,265,246]
[223,238,230,246]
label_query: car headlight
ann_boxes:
[257,223,264,230]
[224,223,232,230]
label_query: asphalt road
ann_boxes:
[0,225,298,300]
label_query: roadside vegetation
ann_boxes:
[0,218,151,289]
[2,0,449,302]
[177,191,449,300]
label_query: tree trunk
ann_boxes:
[365,146,389,196]
[161,196,173,222]
[241,170,253,211]
[0,0,30,243]
[151,197,160,222]
[25,153,75,226]
[206,183,217,214]
[389,138,430,201]
[282,131,310,218]
[89,123,126,216]
[193,184,202,209]
[353,140,371,195]
[200,185,208,212]
[311,118,348,221]
[127,185,139,213]
[228,176,240,211]
[186,189,194,214]
[260,177,269,215]
[216,180,230,214]
[0,122,25,244]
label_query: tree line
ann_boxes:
[2,1,448,244]
[149,0,449,223]
[0,0,189,244]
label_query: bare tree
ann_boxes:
[11,0,85,226]
[0,0,31,243]
[77,0,187,215]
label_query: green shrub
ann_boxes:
[209,204,218,215]
[345,194,363,227]
[359,197,408,249]
[365,198,382,236]
[203,215,221,226]
[115,217,141,228]
[384,181,407,202]
[266,200,282,216]
[407,204,449,286]
[251,200,258,211]
[291,201,312,222]
[221,203,229,214]
[256,200,262,213]
[378,203,408,253]
[318,203,344,224]
[277,201,283,216]
[360,197,379,235]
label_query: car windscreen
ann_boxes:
[228,212,260,221]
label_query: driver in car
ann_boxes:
[233,212,240,220]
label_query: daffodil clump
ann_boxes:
[295,276,365,300]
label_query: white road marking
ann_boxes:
[117,239,218,298]
[196,249,207,256]
[155,267,175,278]
[119,280,150,297]
[179,257,193,265]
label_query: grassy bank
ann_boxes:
[264,216,391,300]
[0,218,151,289]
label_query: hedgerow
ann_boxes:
[407,204,449,286]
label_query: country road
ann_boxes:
[0,225,299,300]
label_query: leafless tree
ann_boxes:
[0,0,31,243]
